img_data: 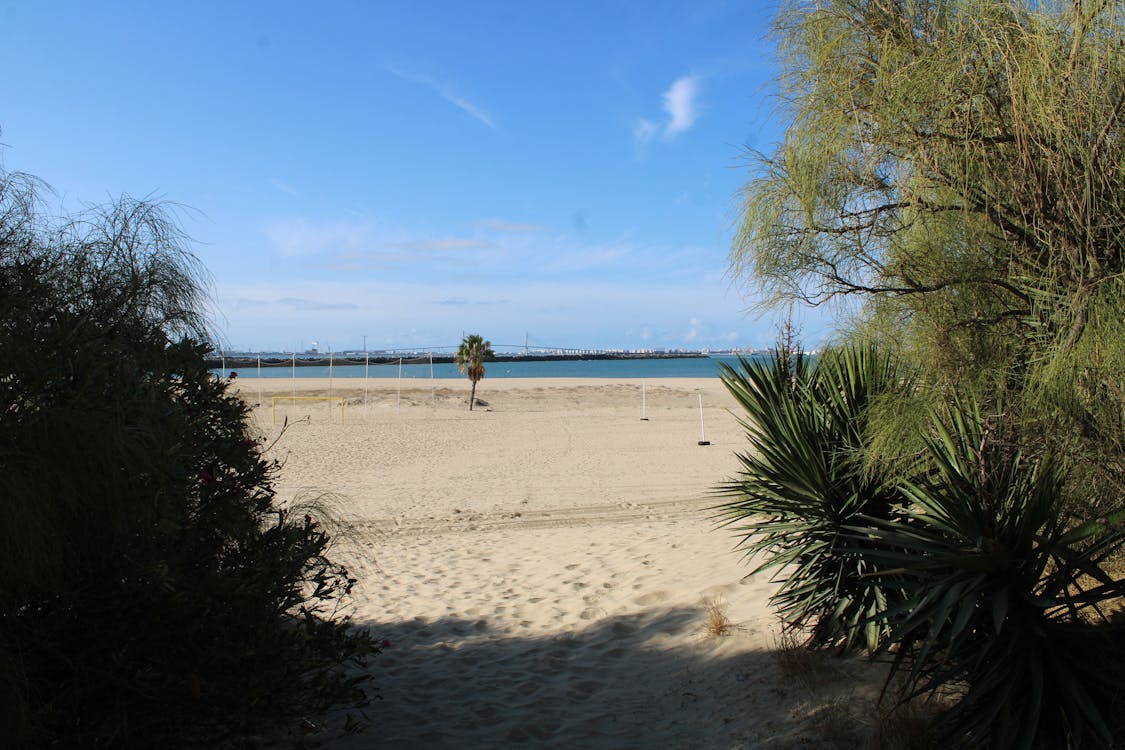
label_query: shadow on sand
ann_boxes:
[302,605,890,750]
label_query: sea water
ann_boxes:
[215,355,759,380]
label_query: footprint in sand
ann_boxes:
[633,590,669,607]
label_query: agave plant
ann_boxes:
[859,400,1125,749]
[715,344,911,652]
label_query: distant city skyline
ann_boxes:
[1,1,835,352]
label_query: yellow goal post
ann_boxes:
[271,396,346,424]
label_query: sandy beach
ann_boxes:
[237,377,888,749]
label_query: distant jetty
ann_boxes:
[206,351,714,369]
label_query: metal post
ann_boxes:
[697,392,710,446]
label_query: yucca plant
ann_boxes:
[715,343,912,652]
[858,400,1125,749]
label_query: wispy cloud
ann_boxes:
[474,219,549,233]
[389,66,495,128]
[315,251,481,273]
[435,297,510,306]
[662,75,700,137]
[388,238,496,251]
[270,179,299,196]
[634,74,702,148]
[633,118,658,149]
[541,240,635,274]
[327,252,428,267]
[264,217,497,263]
[265,217,373,257]
[275,297,359,311]
[686,316,705,341]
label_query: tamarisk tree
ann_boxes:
[732,0,1125,509]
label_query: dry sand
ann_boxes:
[236,377,888,749]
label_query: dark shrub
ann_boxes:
[0,171,376,747]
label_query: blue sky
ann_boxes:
[1,1,828,353]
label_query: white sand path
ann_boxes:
[236,378,886,749]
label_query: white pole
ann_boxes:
[697,392,710,446]
[641,381,649,421]
[221,351,226,379]
[397,357,402,410]
[257,354,262,408]
[291,350,296,401]
[364,351,370,409]
[430,351,436,412]
[329,347,334,398]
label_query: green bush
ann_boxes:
[0,172,377,747]
[715,343,912,652]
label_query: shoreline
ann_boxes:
[210,351,715,369]
[237,375,728,393]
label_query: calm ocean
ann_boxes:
[216,355,754,380]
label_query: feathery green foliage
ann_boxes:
[732,0,1125,510]
[715,343,913,652]
[455,333,495,411]
[0,170,376,747]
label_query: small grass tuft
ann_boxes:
[774,625,848,691]
[702,595,734,637]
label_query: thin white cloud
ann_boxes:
[325,252,429,267]
[474,219,549,233]
[265,217,373,257]
[633,75,702,148]
[264,217,497,262]
[270,179,299,196]
[662,75,700,137]
[541,240,635,274]
[687,316,706,341]
[388,238,496,251]
[633,118,658,147]
[435,297,510,306]
[275,297,359,311]
[389,66,495,128]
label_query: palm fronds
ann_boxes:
[715,344,912,652]
[857,400,1125,749]
[455,333,495,410]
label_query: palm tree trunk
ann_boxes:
[469,379,477,410]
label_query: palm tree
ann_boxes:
[455,334,495,410]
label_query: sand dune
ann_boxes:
[235,377,888,749]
